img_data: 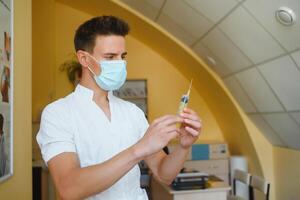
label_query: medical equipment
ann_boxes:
[177,79,193,114]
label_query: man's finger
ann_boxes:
[180,112,199,121]
[160,116,184,126]
[163,125,179,133]
[183,107,197,115]
[183,118,202,130]
[184,126,199,137]
[152,115,173,125]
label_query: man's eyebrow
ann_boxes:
[103,52,127,56]
[103,53,117,56]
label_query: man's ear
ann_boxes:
[76,50,99,72]
[76,50,89,69]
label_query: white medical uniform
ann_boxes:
[36,84,149,200]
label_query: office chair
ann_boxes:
[249,175,270,200]
[228,169,251,200]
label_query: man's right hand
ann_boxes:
[133,115,184,159]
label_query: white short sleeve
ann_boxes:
[36,101,76,164]
[132,105,149,139]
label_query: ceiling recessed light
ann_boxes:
[206,56,216,66]
[275,7,296,26]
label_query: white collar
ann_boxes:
[75,84,114,102]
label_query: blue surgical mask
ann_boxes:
[87,58,127,91]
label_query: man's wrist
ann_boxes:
[178,144,192,152]
[130,142,146,162]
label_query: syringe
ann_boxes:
[177,79,193,115]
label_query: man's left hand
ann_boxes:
[178,108,202,149]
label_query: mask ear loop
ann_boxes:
[87,65,97,76]
[84,52,98,76]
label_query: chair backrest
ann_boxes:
[249,175,270,200]
[233,169,251,195]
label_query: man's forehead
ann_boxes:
[93,35,126,53]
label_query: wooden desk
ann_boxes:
[32,160,56,200]
[151,178,231,200]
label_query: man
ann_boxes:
[0,114,6,177]
[37,16,202,200]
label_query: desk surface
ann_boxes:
[32,160,48,170]
[159,180,231,195]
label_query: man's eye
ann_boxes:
[105,56,114,60]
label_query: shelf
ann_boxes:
[118,96,147,100]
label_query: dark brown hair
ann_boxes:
[74,15,130,53]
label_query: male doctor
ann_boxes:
[37,16,202,200]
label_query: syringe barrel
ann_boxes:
[178,95,189,114]
[181,95,189,104]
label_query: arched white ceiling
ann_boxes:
[121,0,300,150]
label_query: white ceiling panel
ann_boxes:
[291,112,300,125]
[144,0,165,9]
[235,68,284,112]
[223,76,257,113]
[258,56,300,111]
[263,113,300,149]
[157,13,197,45]
[248,114,285,146]
[121,0,300,150]
[192,43,231,77]
[291,50,300,70]
[219,7,285,64]
[243,0,300,52]
[161,0,213,39]
[184,0,238,23]
[1,0,10,9]
[120,0,164,20]
[202,28,253,74]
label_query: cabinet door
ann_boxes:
[174,191,228,200]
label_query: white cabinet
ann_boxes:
[184,159,229,183]
[151,177,231,200]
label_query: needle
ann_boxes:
[187,79,193,97]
